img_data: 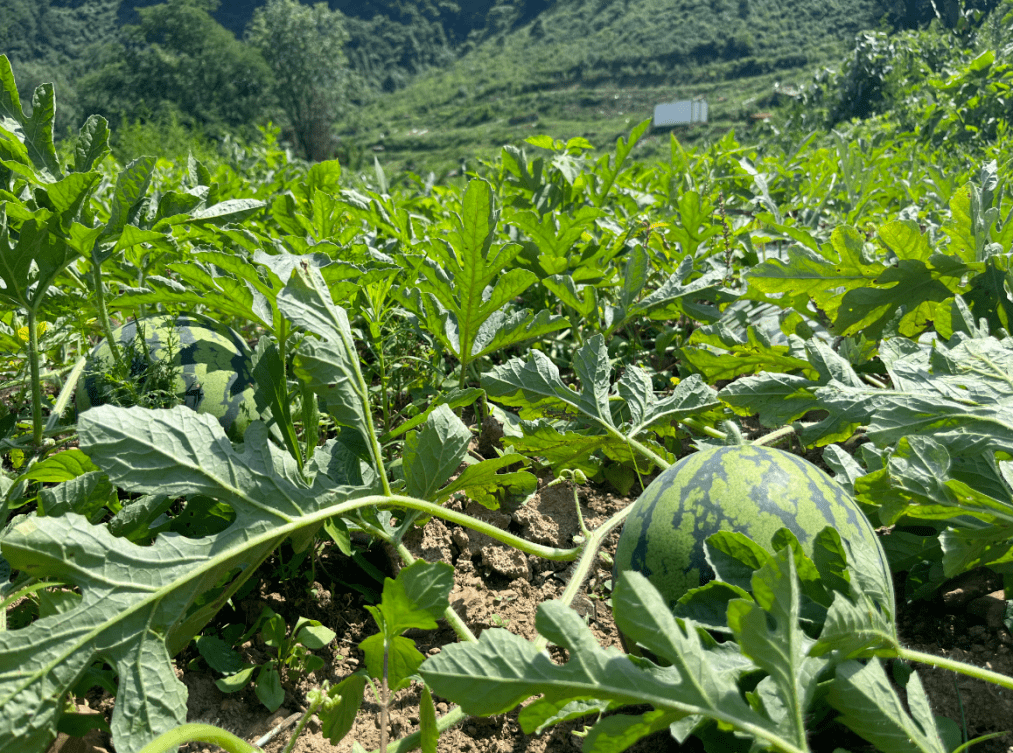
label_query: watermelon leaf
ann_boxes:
[0,173,101,312]
[177,198,265,227]
[828,660,949,753]
[703,530,772,592]
[434,454,536,509]
[727,548,827,749]
[0,56,62,181]
[599,253,733,341]
[579,710,684,753]
[396,179,567,384]
[114,247,318,338]
[503,422,612,475]
[508,205,602,277]
[720,338,869,446]
[0,406,373,753]
[422,574,786,752]
[813,587,898,661]
[745,226,885,320]
[120,258,274,330]
[542,272,599,319]
[402,404,472,501]
[673,581,753,633]
[724,328,1013,579]
[486,334,718,470]
[100,156,156,250]
[589,117,651,207]
[724,328,1013,449]
[422,527,941,753]
[277,261,377,464]
[380,387,484,443]
[623,258,731,329]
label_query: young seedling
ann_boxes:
[198,609,336,712]
[358,561,454,753]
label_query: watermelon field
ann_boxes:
[6,41,1013,753]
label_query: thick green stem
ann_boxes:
[862,373,887,389]
[25,309,44,448]
[376,335,391,436]
[380,640,390,753]
[371,705,467,753]
[752,424,798,448]
[91,254,122,369]
[379,496,579,560]
[137,724,260,753]
[602,425,671,472]
[300,381,319,463]
[154,494,578,609]
[571,482,590,538]
[680,420,810,449]
[280,698,321,753]
[681,417,730,441]
[898,647,1013,692]
[534,500,635,652]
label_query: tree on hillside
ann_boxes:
[80,0,272,134]
[2,0,122,134]
[246,0,350,161]
[0,0,45,64]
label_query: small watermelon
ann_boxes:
[613,444,891,615]
[77,314,260,440]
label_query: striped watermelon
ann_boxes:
[77,314,260,440]
[613,444,891,613]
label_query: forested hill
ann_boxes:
[115,0,974,42]
[117,0,552,42]
[115,0,554,90]
[2,0,993,97]
[4,0,985,90]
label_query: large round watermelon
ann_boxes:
[77,314,260,440]
[613,444,891,614]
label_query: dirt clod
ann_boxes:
[480,545,531,580]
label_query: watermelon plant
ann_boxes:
[0,54,264,453]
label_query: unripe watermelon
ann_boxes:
[613,444,890,613]
[77,314,260,440]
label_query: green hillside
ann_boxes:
[446,0,891,86]
[340,0,899,174]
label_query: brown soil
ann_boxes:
[70,478,1013,753]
